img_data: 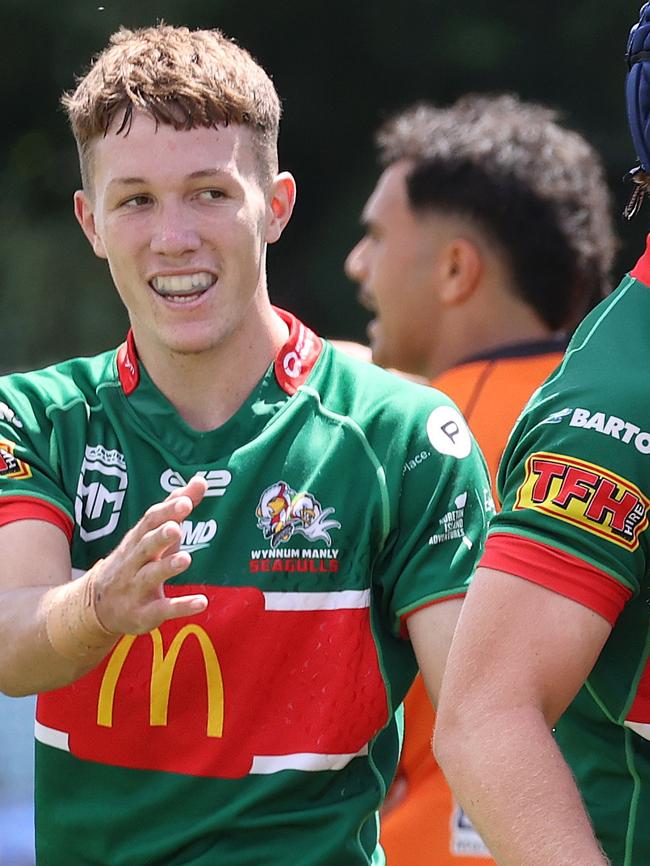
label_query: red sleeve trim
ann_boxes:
[630,235,650,287]
[481,532,632,625]
[399,591,466,639]
[0,496,74,542]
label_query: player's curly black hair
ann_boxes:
[376,94,616,331]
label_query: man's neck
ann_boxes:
[132,308,289,432]
[425,296,552,382]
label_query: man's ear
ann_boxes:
[437,238,483,306]
[74,190,107,259]
[265,172,297,244]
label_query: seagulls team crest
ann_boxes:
[255,481,341,548]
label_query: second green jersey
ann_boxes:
[482,250,650,866]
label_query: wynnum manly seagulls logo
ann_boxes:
[255,482,341,548]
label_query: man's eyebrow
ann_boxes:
[107,177,147,188]
[187,169,228,180]
[107,169,229,188]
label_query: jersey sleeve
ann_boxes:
[485,384,648,622]
[0,379,75,539]
[373,390,493,637]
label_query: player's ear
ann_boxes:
[74,190,107,259]
[437,238,482,306]
[265,172,296,244]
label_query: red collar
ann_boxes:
[630,234,650,287]
[273,308,323,395]
[116,309,323,398]
[116,331,140,396]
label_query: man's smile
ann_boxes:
[150,272,216,303]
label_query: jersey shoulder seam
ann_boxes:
[43,379,121,421]
[298,384,391,541]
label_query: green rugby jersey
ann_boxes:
[482,246,650,866]
[0,311,490,866]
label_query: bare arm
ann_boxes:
[0,476,208,697]
[434,567,612,866]
[408,597,464,708]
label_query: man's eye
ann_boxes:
[199,189,225,201]
[123,195,151,208]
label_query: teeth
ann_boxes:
[151,273,214,296]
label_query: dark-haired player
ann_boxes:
[436,11,650,866]
[345,93,615,866]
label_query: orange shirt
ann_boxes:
[380,340,565,865]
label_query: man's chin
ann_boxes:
[367,323,393,368]
[369,342,390,370]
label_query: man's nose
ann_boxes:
[150,209,201,256]
[344,238,367,282]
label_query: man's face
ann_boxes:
[345,160,446,375]
[75,113,288,362]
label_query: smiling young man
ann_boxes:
[0,25,491,866]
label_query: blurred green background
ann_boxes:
[1,0,647,371]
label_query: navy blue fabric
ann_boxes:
[626,3,650,171]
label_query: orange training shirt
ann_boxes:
[380,339,565,865]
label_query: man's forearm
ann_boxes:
[0,478,208,698]
[435,706,610,866]
[0,576,118,697]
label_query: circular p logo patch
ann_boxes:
[426,406,472,458]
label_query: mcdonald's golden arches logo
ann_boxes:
[97,625,224,737]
